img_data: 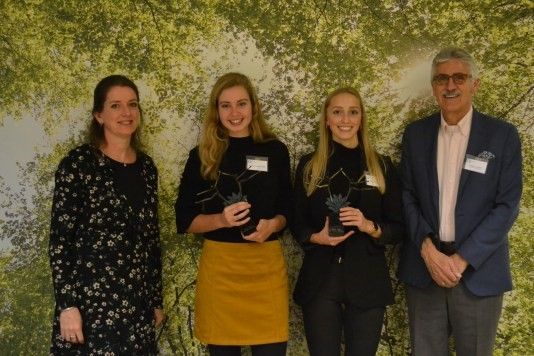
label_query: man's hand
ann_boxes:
[420,238,462,288]
[451,253,469,275]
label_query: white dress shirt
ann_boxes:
[437,107,473,242]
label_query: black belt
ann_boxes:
[438,241,457,256]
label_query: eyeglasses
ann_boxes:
[432,73,472,85]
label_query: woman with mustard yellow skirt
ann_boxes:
[175,72,290,356]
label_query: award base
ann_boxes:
[328,213,345,237]
[240,220,258,236]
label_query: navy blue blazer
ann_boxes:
[397,110,522,297]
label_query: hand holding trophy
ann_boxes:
[223,192,258,236]
[325,193,350,237]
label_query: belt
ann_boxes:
[438,241,457,256]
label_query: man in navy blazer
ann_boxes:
[398,47,522,356]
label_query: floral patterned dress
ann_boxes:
[48,144,162,355]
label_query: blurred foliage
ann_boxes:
[0,0,532,355]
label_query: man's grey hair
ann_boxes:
[431,47,479,80]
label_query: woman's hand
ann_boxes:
[59,307,84,344]
[154,308,165,327]
[242,218,274,243]
[310,217,354,246]
[339,207,377,236]
[220,201,251,228]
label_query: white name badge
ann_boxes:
[365,172,378,187]
[246,155,268,172]
[464,154,488,174]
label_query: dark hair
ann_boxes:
[88,74,142,149]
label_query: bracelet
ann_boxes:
[368,220,378,233]
[372,221,379,232]
[368,220,380,238]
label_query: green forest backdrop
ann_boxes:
[1,1,532,355]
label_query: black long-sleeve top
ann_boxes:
[175,136,291,243]
[291,142,404,307]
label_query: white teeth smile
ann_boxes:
[338,126,353,131]
[444,93,460,98]
[230,119,243,125]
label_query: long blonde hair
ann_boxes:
[199,72,276,180]
[304,87,386,195]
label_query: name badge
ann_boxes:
[246,155,268,172]
[463,154,488,174]
[365,172,378,187]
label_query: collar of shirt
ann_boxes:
[439,106,473,137]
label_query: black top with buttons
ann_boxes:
[291,141,405,307]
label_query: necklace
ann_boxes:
[118,152,130,167]
[100,146,133,167]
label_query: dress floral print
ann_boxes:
[49,144,162,355]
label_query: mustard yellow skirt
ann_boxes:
[194,239,289,345]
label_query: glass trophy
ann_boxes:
[223,192,257,236]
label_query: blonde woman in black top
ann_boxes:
[292,87,404,356]
[175,73,290,356]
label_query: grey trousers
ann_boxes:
[406,282,503,356]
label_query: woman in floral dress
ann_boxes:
[48,75,164,355]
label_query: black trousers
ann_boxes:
[208,342,287,356]
[302,261,385,356]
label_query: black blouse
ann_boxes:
[108,157,145,210]
[175,136,291,243]
[292,142,402,245]
[291,141,404,307]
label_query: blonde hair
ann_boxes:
[199,72,276,180]
[304,87,386,195]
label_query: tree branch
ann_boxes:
[139,0,168,66]
[498,85,533,119]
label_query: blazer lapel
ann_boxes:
[428,115,441,222]
[458,110,485,199]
